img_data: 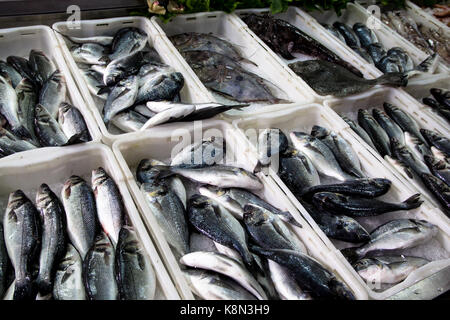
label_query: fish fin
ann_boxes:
[13,277,35,300]
[401,193,423,210]
[278,211,303,228]
[340,247,361,264]
[376,72,408,87]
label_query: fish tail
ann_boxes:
[401,193,423,210]
[340,247,361,264]
[328,278,356,300]
[375,72,408,87]
[13,277,35,300]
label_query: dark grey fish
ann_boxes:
[353,23,378,48]
[134,72,184,105]
[352,46,374,64]
[300,178,392,200]
[391,138,431,177]
[109,27,147,61]
[300,201,370,243]
[188,195,258,273]
[58,103,91,143]
[384,102,428,146]
[386,47,414,72]
[424,155,450,186]
[322,24,346,42]
[0,60,22,88]
[83,232,119,300]
[312,192,423,217]
[53,244,86,300]
[103,51,147,86]
[6,56,37,87]
[28,50,56,85]
[103,75,139,125]
[358,109,391,157]
[34,104,69,147]
[3,190,40,300]
[377,55,403,73]
[333,22,360,48]
[116,226,156,300]
[61,175,98,259]
[430,88,450,109]
[15,78,39,145]
[420,173,450,212]
[342,116,376,149]
[251,246,355,300]
[422,97,450,122]
[35,184,66,295]
[341,219,438,262]
[421,129,450,157]
[289,60,407,97]
[39,70,67,119]
[373,108,405,145]
[311,125,365,178]
[258,128,289,166]
[366,43,386,65]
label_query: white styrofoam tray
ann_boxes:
[112,119,369,300]
[150,11,317,116]
[0,143,180,300]
[324,87,450,221]
[52,16,214,146]
[232,103,450,300]
[0,25,102,161]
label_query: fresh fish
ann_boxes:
[138,62,174,87]
[103,51,147,86]
[15,78,38,144]
[154,164,263,190]
[28,50,56,85]
[0,221,10,299]
[6,56,37,86]
[116,226,156,300]
[300,178,392,200]
[420,173,450,212]
[39,70,66,119]
[358,109,391,157]
[258,128,289,166]
[373,108,405,145]
[0,74,30,138]
[342,116,376,149]
[300,201,370,243]
[404,131,432,163]
[251,246,355,300]
[53,244,86,300]
[0,128,36,156]
[103,75,139,125]
[431,146,450,163]
[313,190,423,217]
[423,97,450,122]
[0,60,22,88]
[3,190,40,300]
[288,60,407,97]
[268,260,312,300]
[366,43,387,65]
[133,104,156,118]
[377,55,402,73]
[391,138,431,177]
[111,110,147,132]
[141,182,189,257]
[242,15,362,76]
[424,155,450,186]
[109,27,147,61]
[188,195,257,272]
[243,204,305,252]
[92,167,124,247]
[58,103,91,142]
[82,69,107,100]
[180,251,267,300]
[139,102,194,130]
[65,35,113,46]
[83,232,119,300]
[34,104,69,147]
[171,136,224,166]
[341,219,438,262]
[322,23,346,42]
[35,184,66,295]
[290,132,349,181]
[135,72,184,105]
[421,129,450,157]
[353,23,378,48]
[386,47,414,72]
[61,175,98,259]
[333,22,361,48]
[354,256,429,284]
[384,103,428,146]
[430,88,450,109]
[311,125,365,178]
[183,269,257,300]
[353,46,374,64]
[70,43,108,65]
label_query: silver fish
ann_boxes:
[103,51,146,86]
[404,131,432,163]
[116,226,156,300]
[61,175,98,259]
[0,222,8,299]
[133,104,156,118]
[15,78,39,144]
[180,251,267,300]
[70,43,108,65]
[58,103,91,142]
[34,104,69,147]
[135,72,184,105]
[0,60,22,88]
[0,128,36,156]
[268,260,312,300]
[39,70,66,119]
[103,75,139,125]
[109,27,148,61]
[66,35,114,46]
[111,110,147,133]
[84,232,119,300]
[82,69,107,100]
[140,103,195,130]
[138,62,174,87]
[28,50,56,85]
[373,108,405,146]
[53,244,86,300]
[171,137,224,166]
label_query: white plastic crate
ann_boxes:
[52,17,213,146]
[150,11,317,116]
[323,88,450,223]
[232,103,450,300]
[0,25,101,162]
[0,143,180,300]
[112,119,368,300]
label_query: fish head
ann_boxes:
[353,258,379,272]
[415,219,438,235]
[340,216,370,242]
[372,178,392,189]
[136,159,163,183]
[243,204,270,227]
[188,194,211,209]
[310,125,330,139]
[36,183,54,208]
[62,175,85,198]
[58,102,73,121]
[7,189,28,211]
[141,182,167,198]
[92,167,109,187]
[170,72,184,86]
[420,128,438,145]
[290,131,310,145]
[16,78,36,93]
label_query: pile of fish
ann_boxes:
[342,103,450,214]
[323,21,434,74]
[422,88,450,123]
[381,10,449,65]
[136,139,355,300]
[168,31,284,103]
[259,126,439,287]
[242,14,407,97]
[0,168,156,300]
[0,51,91,158]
